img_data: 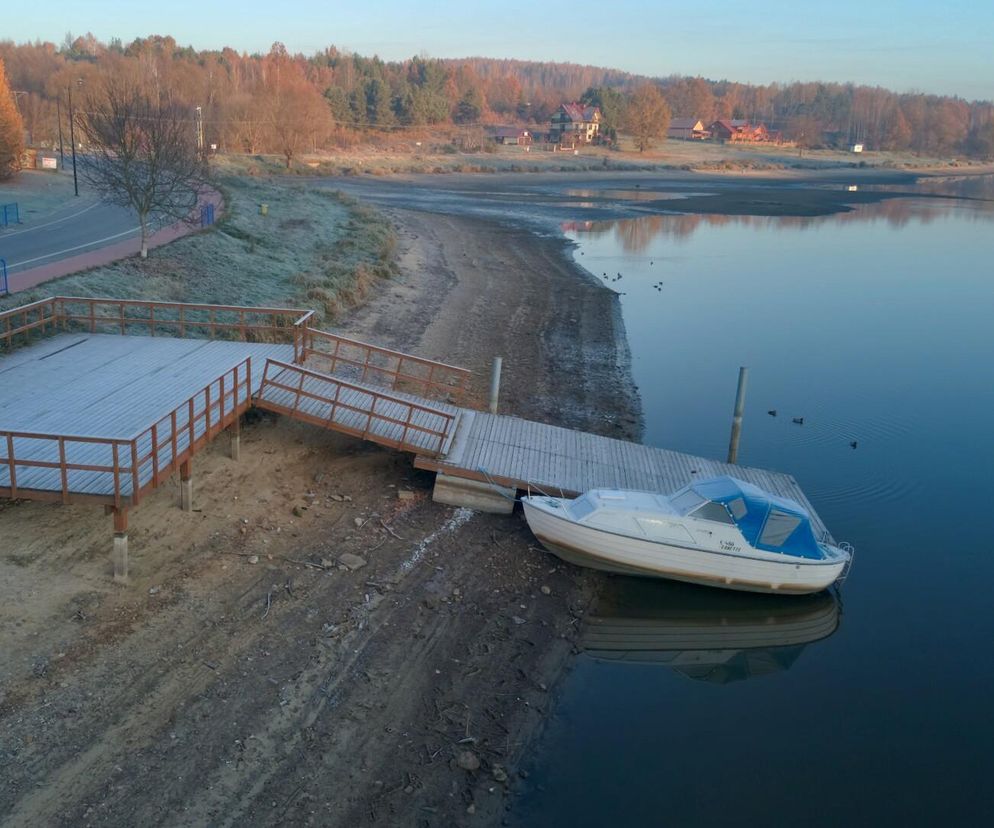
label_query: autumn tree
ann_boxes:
[625,83,670,152]
[78,77,211,257]
[786,114,823,152]
[262,43,333,167]
[0,58,25,180]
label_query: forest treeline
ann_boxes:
[2,33,993,159]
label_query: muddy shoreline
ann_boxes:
[0,191,639,826]
[3,168,991,826]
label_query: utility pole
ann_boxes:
[195,105,204,157]
[56,96,65,168]
[68,81,79,197]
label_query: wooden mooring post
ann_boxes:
[727,366,749,465]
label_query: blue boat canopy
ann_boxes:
[673,476,825,560]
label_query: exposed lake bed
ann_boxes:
[326,167,994,825]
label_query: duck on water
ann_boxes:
[522,476,853,595]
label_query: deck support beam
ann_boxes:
[111,507,129,582]
[180,459,193,511]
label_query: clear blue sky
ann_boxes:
[8,0,993,100]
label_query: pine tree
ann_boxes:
[0,58,25,180]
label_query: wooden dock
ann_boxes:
[413,409,832,541]
[256,366,833,543]
[1,295,836,581]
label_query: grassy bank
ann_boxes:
[0,175,398,322]
[217,138,994,179]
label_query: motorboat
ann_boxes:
[521,475,852,594]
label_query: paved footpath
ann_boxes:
[5,191,224,295]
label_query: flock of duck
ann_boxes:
[589,265,861,451]
[768,409,858,449]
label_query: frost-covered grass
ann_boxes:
[0,170,83,225]
[1,175,398,323]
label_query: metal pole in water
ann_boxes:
[489,356,503,414]
[727,366,749,465]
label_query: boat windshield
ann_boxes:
[671,489,705,515]
[570,496,596,522]
[691,501,735,525]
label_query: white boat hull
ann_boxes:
[523,500,846,595]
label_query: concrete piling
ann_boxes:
[180,459,193,511]
[111,508,129,582]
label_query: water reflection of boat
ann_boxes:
[580,579,840,684]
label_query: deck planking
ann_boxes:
[1,334,293,499]
[3,332,835,546]
[419,411,834,543]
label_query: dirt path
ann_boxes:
[0,208,638,827]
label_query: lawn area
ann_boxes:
[0,170,87,226]
[0,174,398,322]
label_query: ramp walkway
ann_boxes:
[257,366,832,542]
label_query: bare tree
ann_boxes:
[78,79,210,257]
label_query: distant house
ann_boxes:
[549,103,602,144]
[668,118,709,141]
[710,119,770,143]
[492,127,533,146]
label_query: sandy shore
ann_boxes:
[0,198,635,826]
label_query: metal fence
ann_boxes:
[0,203,19,227]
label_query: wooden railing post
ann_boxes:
[170,410,178,467]
[58,437,69,504]
[4,434,17,497]
[111,442,121,509]
[151,423,160,486]
[188,398,195,451]
[130,440,141,505]
[219,374,226,428]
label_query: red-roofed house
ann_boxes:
[709,119,770,143]
[549,103,602,144]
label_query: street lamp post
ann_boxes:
[56,96,65,168]
[67,81,79,197]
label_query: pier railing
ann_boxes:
[302,327,471,404]
[0,357,251,507]
[0,297,315,362]
[257,358,457,457]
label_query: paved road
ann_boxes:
[0,197,140,275]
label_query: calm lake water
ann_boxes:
[512,181,994,825]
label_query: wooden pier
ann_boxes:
[2,296,835,582]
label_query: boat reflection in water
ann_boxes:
[580,578,840,684]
